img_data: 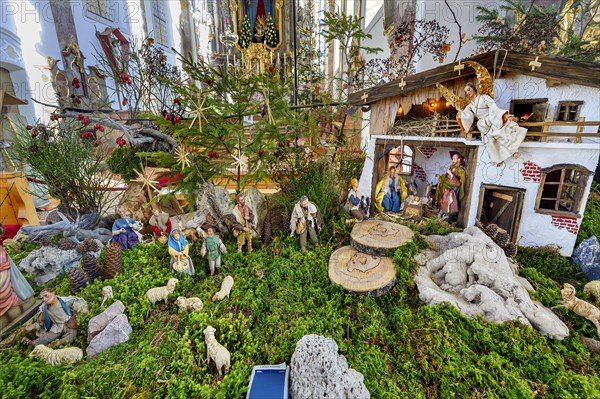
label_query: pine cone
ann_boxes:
[68,268,89,293]
[484,224,499,239]
[39,234,53,247]
[205,213,217,226]
[495,231,510,248]
[83,238,100,252]
[504,242,517,258]
[57,238,76,250]
[82,254,101,281]
[281,211,291,234]
[76,243,87,254]
[101,242,123,280]
[261,212,273,244]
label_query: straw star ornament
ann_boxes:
[132,164,160,198]
[175,145,191,170]
[189,92,211,131]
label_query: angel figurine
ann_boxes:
[437,61,527,167]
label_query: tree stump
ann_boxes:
[350,220,414,256]
[328,246,396,297]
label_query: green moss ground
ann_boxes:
[1,221,599,399]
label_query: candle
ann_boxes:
[233,54,237,65]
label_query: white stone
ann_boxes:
[87,300,125,344]
[290,334,370,399]
[413,227,569,340]
[86,313,132,358]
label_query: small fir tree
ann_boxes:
[239,15,252,49]
[264,14,278,48]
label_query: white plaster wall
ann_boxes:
[362,5,389,64]
[466,142,599,256]
[494,73,600,137]
[360,135,599,256]
[3,0,63,122]
[413,0,485,72]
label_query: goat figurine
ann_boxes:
[212,276,234,302]
[562,283,600,337]
[203,325,230,376]
[146,278,179,305]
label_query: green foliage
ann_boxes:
[321,11,382,99]
[238,15,252,49]
[474,0,600,61]
[264,14,278,49]
[105,145,144,182]
[516,246,585,286]
[577,182,600,246]
[8,118,118,217]
[2,228,599,398]
[144,54,303,195]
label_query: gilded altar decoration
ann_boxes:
[230,0,283,73]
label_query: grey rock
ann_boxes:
[571,236,600,281]
[413,227,569,340]
[18,245,102,286]
[86,313,132,358]
[290,334,370,399]
[87,300,126,344]
[187,183,233,232]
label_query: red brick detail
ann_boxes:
[551,215,579,235]
[520,161,541,182]
[414,164,427,182]
[418,146,438,159]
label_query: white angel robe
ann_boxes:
[460,94,527,164]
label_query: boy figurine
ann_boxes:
[230,195,254,253]
[200,224,227,276]
[290,195,323,253]
[22,288,88,347]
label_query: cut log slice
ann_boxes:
[350,220,414,256]
[328,246,396,297]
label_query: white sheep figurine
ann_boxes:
[175,296,204,312]
[203,325,230,376]
[212,275,234,302]
[583,281,600,304]
[146,278,179,305]
[29,344,83,366]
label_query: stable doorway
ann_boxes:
[476,185,525,242]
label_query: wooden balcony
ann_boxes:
[390,117,600,143]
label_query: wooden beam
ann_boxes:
[349,51,600,106]
[492,192,513,202]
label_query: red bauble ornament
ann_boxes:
[26,125,33,130]
[258,150,265,157]
[122,98,127,106]
[32,130,38,138]
[174,98,181,105]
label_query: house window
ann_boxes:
[535,165,590,216]
[386,145,413,175]
[556,101,583,121]
[86,0,111,20]
[152,1,168,46]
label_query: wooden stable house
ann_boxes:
[350,51,600,256]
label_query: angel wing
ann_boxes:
[464,61,494,98]
[436,60,494,111]
[435,82,469,111]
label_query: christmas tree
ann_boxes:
[239,15,252,49]
[264,14,278,48]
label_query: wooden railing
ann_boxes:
[424,118,600,143]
